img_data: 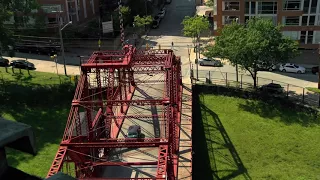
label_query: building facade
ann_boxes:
[38,0,99,25]
[214,0,320,48]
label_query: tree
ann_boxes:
[133,15,152,32]
[181,15,210,46]
[205,0,214,7]
[120,6,131,25]
[204,18,299,88]
[0,0,38,51]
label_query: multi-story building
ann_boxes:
[39,0,99,25]
[213,0,320,48]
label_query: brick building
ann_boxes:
[38,0,99,25]
[213,0,320,49]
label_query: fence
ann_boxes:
[192,70,320,107]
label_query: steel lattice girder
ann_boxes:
[79,178,162,180]
[61,138,168,148]
[48,46,182,179]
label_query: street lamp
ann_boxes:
[59,20,72,76]
[52,10,72,76]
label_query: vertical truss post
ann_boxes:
[83,71,93,141]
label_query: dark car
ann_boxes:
[10,60,35,69]
[126,125,142,138]
[311,66,319,74]
[0,57,9,67]
[259,83,284,94]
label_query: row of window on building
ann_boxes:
[223,0,318,14]
[283,31,320,44]
[223,15,320,26]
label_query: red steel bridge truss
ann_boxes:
[47,45,183,180]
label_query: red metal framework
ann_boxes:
[47,45,182,179]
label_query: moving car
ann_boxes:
[0,57,9,67]
[259,83,284,94]
[198,57,222,67]
[10,59,35,69]
[126,125,142,138]
[311,66,319,74]
[279,63,305,74]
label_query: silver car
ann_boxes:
[198,57,222,67]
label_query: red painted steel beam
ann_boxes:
[46,146,67,178]
[79,178,161,180]
[156,145,169,179]
[72,99,170,106]
[111,85,135,138]
[91,108,103,128]
[89,161,158,166]
[61,140,168,148]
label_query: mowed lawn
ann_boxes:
[193,94,320,180]
[0,68,75,177]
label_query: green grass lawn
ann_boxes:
[0,67,74,85]
[0,67,75,177]
[194,94,320,180]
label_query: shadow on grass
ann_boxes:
[0,80,75,168]
[193,92,251,180]
[238,99,320,126]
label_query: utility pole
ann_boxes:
[58,18,67,76]
[318,43,320,89]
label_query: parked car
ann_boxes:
[279,63,305,74]
[151,20,160,29]
[198,57,223,67]
[259,83,284,94]
[10,60,35,69]
[311,66,319,74]
[158,8,166,19]
[126,125,142,138]
[257,62,276,71]
[0,57,9,67]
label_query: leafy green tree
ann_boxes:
[205,0,214,7]
[133,15,152,32]
[0,0,38,51]
[204,18,299,88]
[181,15,210,46]
[120,6,131,25]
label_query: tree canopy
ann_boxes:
[0,0,38,51]
[204,18,299,87]
[181,15,210,42]
[133,15,153,27]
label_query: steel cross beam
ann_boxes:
[87,161,158,166]
[79,178,162,180]
[61,138,168,148]
[72,99,170,106]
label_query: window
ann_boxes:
[300,31,306,44]
[223,16,239,24]
[302,16,308,26]
[223,1,240,11]
[245,16,250,23]
[284,16,300,25]
[302,16,316,26]
[307,31,313,44]
[303,0,310,13]
[258,2,277,14]
[310,0,317,13]
[309,16,315,25]
[283,0,301,10]
[245,1,249,14]
[251,2,256,14]
[282,31,299,40]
